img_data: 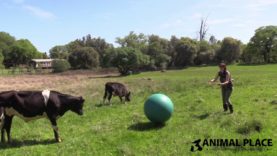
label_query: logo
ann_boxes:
[191,138,273,152]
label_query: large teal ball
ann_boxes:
[144,94,174,123]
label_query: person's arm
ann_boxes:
[210,73,219,82]
[220,71,231,86]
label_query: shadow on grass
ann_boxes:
[95,103,109,107]
[0,139,56,149]
[95,102,124,107]
[193,113,210,120]
[236,120,262,135]
[128,122,165,131]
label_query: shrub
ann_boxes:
[52,59,71,73]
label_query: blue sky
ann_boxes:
[0,0,277,52]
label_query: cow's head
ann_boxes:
[70,96,85,115]
[125,92,131,102]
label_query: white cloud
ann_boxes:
[7,0,56,20]
[23,4,56,20]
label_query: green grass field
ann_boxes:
[0,64,277,156]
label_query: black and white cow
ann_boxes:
[0,90,84,143]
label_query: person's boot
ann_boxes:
[229,105,233,114]
[223,104,228,112]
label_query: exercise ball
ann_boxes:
[144,93,174,123]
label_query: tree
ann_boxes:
[209,35,217,44]
[199,17,208,41]
[173,37,198,67]
[76,34,113,66]
[241,43,263,64]
[0,32,16,54]
[0,52,4,69]
[194,41,215,65]
[147,35,170,69]
[4,39,42,67]
[215,37,241,63]
[68,47,99,69]
[116,31,147,52]
[168,36,179,67]
[102,47,116,67]
[0,32,16,67]
[66,40,83,53]
[244,26,277,63]
[49,45,69,59]
[111,47,150,75]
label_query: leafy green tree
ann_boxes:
[68,47,99,69]
[244,26,277,63]
[194,41,215,65]
[52,59,71,73]
[173,37,198,67]
[111,47,150,75]
[49,45,69,59]
[0,32,16,67]
[116,31,147,52]
[241,44,263,64]
[147,35,170,69]
[4,39,42,67]
[168,36,179,67]
[66,40,83,53]
[0,52,4,68]
[215,37,241,63]
[102,47,116,67]
[0,32,16,54]
[76,35,113,66]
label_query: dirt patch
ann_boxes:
[0,70,119,96]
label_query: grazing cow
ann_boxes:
[0,90,84,143]
[103,82,131,104]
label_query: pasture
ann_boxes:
[0,64,277,156]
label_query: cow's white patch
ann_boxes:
[0,113,4,129]
[0,113,4,120]
[42,90,50,106]
[5,107,47,122]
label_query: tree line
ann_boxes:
[0,25,276,74]
[0,32,46,68]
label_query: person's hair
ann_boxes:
[219,63,227,71]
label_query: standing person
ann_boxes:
[210,63,233,113]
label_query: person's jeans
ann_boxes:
[221,87,233,112]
